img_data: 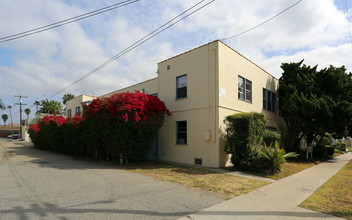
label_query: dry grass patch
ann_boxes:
[266,160,318,180]
[124,163,269,199]
[300,160,352,220]
[266,153,343,180]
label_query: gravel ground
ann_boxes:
[0,138,223,220]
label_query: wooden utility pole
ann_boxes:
[14,95,27,139]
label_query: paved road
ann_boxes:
[0,139,223,220]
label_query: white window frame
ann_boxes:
[238,76,252,102]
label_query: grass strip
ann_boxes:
[125,163,269,199]
[266,160,318,180]
[300,160,352,220]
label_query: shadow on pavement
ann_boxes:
[0,201,190,219]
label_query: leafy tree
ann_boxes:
[62,93,74,105]
[7,106,13,127]
[0,99,5,111]
[24,108,31,125]
[279,60,352,152]
[37,99,64,115]
[1,114,8,126]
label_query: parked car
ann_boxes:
[7,134,19,139]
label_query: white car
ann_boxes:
[7,134,19,139]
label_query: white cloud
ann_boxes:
[1,0,352,121]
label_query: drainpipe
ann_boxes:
[212,43,217,143]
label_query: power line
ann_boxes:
[220,0,303,41]
[27,0,162,106]
[0,0,139,43]
[47,0,215,99]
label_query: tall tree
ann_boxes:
[37,99,63,115]
[7,106,13,127]
[0,99,5,111]
[1,114,8,126]
[279,60,352,152]
[34,101,40,113]
[24,108,31,125]
[62,93,74,105]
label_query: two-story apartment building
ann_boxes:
[66,40,279,167]
[66,94,97,117]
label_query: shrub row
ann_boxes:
[29,92,171,161]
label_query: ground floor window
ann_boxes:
[176,121,187,145]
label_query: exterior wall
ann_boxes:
[216,42,279,166]
[158,42,220,167]
[101,78,158,97]
[65,95,96,117]
[158,41,279,167]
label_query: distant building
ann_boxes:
[66,95,97,117]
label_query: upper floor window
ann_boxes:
[67,109,72,117]
[176,74,187,99]
[263,88,277,112]
[238,76,252,102]
[75,106,81,116]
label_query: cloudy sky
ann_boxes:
[0,0,351,123]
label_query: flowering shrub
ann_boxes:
[81,91,171,160]
[41,115,66,126]
[29,92,171,161]
[29,123,40,132]
[28,115,67,152]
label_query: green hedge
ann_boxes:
[224,112,266,170]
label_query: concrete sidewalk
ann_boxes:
[179,153,352,220]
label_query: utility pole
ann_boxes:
[14,95,28,139]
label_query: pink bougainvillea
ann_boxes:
[65,115,84,127]
[41,115,66,126]
[83,91,171,122]
[28,91,171,161]
[29,123,40,133]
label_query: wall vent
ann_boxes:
[167,65,170,70]
[194,158,202,165]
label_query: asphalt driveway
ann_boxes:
[0,138,223,219]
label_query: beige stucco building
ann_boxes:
[66,94,97,117]
[66,40,279,168]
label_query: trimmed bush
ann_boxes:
[224,112,266,170]
[313,145,335,159]
[263,129,281,146]
[333,142,347,151]
[325,145,335,157]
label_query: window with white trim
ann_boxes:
[238,76,252,102]
[67,109,72,117]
